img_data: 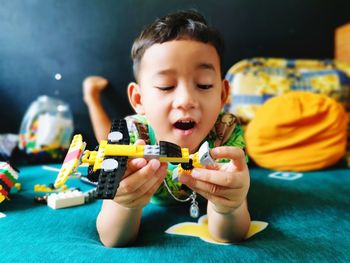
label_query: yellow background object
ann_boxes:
[245,92,348,171]
[165,215,268,245]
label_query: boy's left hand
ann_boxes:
[178,146,250,214]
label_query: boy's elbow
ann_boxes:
[209,227,248,244]
[97,226,138,248]
[100,238,117,248]
[100,238,123,248]
[99,234,135,248]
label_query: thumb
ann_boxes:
[134,139,146,146]
[210,146,247,171]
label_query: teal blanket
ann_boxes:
[1,164,349,262]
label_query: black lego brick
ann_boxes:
[95,156,128,199]
[108,119,130,145]
[159,141,182,157]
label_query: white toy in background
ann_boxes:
[46,188,96,209]
[47,190,85,209]
[18,95,74,154]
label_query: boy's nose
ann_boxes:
[173,85,199,110]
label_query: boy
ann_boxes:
[83,10,250,247]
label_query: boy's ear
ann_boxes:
[127,82,145,114]
[221,79,230,106]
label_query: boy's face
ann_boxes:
[128,39,229,153]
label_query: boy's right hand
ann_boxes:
[83,76,108,105]
[112,140,168,209]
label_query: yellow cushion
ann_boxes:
[245,92,348,171]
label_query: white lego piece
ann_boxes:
[108,131,123,143]
[144,145,160,158]
[47,190,85,209]
[102,158,119,172]
[198,141,215,166]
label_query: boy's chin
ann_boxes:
[172,127,196,138]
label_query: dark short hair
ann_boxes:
[131,10,224,81]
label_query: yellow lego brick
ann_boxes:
[34,184,67,193]
[14,183,21,191]
[0,184,6,203]
[159,148,190,163]
[81,150,98,165]
[93,140,107,171]
[0,193,5,203]
[54,134,86,188]
[191,152,203,168]
[104,144,145,158]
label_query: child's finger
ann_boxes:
[210,146,247,171]
[189,168,245,188]
[117,159,162,196]
[194,189,236,209]
[134,139,146,146]
[124,158,147,176]
[115,163,167,205]
[125,175,165,208]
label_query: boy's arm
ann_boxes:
[96,140,168,247]
[207,199,250,243]
[83,76,111,141]
[178,146,251,243]
[96,200,142,247]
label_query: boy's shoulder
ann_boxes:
[207,112,245,148]
[124,114,151,144]
[125,114,162,145]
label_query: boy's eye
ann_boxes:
[197,84,213,89]
[155,86,174,91]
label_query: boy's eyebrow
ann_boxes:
[155,69,176,76]
[153,63,216,77]
[197,63,216,71]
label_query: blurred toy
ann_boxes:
[18,95,74,161]
[0,134,19,161]
[47,190,85,209]
[0,162,20,203]
[45,188,96,209]
[34,184,68,193]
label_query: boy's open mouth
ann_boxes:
[173,120,196,130]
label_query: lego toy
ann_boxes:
[0,162,20,203]
[34,184,68,193]
[48,119,214,216]
[47,190,85,209]
[46,189,96,209]
[54,134,86,188]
